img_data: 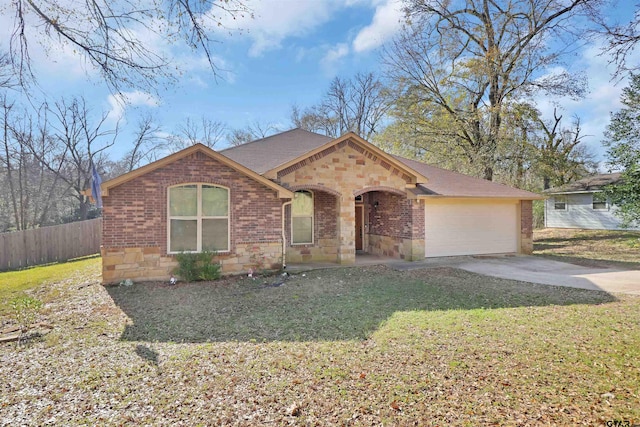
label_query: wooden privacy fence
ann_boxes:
[0,218,102,271]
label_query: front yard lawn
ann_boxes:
[0,257,99,315]
[534,228,640,269]
[1,259,639,425]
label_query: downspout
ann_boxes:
[281,200,292,270]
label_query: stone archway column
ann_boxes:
[337,194,356,264]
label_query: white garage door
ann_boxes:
[425,200,518,257]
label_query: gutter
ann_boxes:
[281,200,292,270]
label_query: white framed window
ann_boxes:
[592,192,608,210]
[168,184,229,253]
[292,190,313,244]
[553,196,567,210]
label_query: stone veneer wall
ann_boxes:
[520,200,533,254]
[277,141,414,264]
[101,151,284,283]
[102,242,283,283]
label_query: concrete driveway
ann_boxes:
[294,254,640,295]
[434,256,640,295]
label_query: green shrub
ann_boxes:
[10,295,43,334]
[174,251,221,282]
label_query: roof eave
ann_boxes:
[417,194,544,200]
[92,144,294,199]
[545,189,605,195]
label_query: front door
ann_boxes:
[355,205,363,251]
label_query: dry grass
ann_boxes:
[0,257,100,314]
[2,261,639,426]
[534,228,640,269]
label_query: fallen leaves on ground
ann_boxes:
[1,262,639,426]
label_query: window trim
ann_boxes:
[291,190,314,245]
[553,195,567,211]
[167,183,230,254]
[592,192,608,210]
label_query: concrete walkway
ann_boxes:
[287,254,640,295]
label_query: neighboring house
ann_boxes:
[97,129,541,283]
[544,173,638,230]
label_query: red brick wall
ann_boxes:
[102,151,283,254]
[315,191,338,240]
[284,190,338,246]
[520,200,533,238]
[368,192,422,240]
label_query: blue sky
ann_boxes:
[3,0,639,165]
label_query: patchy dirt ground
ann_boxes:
[534,228,640,268]
[1,261,639,426]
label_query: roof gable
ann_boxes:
[263,132,429,184]
[98,144,293,198]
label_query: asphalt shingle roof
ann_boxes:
[222,128,541,199]
[394,156,541,199]
[220,128,332,174]
[545,173,622,194]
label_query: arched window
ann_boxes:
[292,190,313,244]
[168,184,229,252]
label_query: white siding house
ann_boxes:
[544,173,639,230]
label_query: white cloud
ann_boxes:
[213,0,401,57]
[321,43,350,69]
[107,91,160,123]
[216,0,341,56]
[352,0,403,53]
[532,42,636,164]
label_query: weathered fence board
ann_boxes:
[0,218,102,271]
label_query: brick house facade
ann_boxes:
[96,130,540,284]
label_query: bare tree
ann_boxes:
[1,96,21,229]
[0,52,16,89]
[292,72,391,139]
[587,1,640,78]
[291,104,336,137]
[0,95,70,229]
[7,0,252,94]
[164,116,228,153]
[121,113,164,172]
[227,120,280,147]
[496,104,595,189]
[25,96,118,220]
[385,0,593,180]
[177,117,226,148]
[536,109,596,189]
[227,128,256,147]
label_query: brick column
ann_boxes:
[337,195,356,264]
[405,199,425,260]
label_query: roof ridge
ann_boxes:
[220,128,329,153]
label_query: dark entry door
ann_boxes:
[355,205,363,250]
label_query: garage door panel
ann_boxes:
[425,202,517,257]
